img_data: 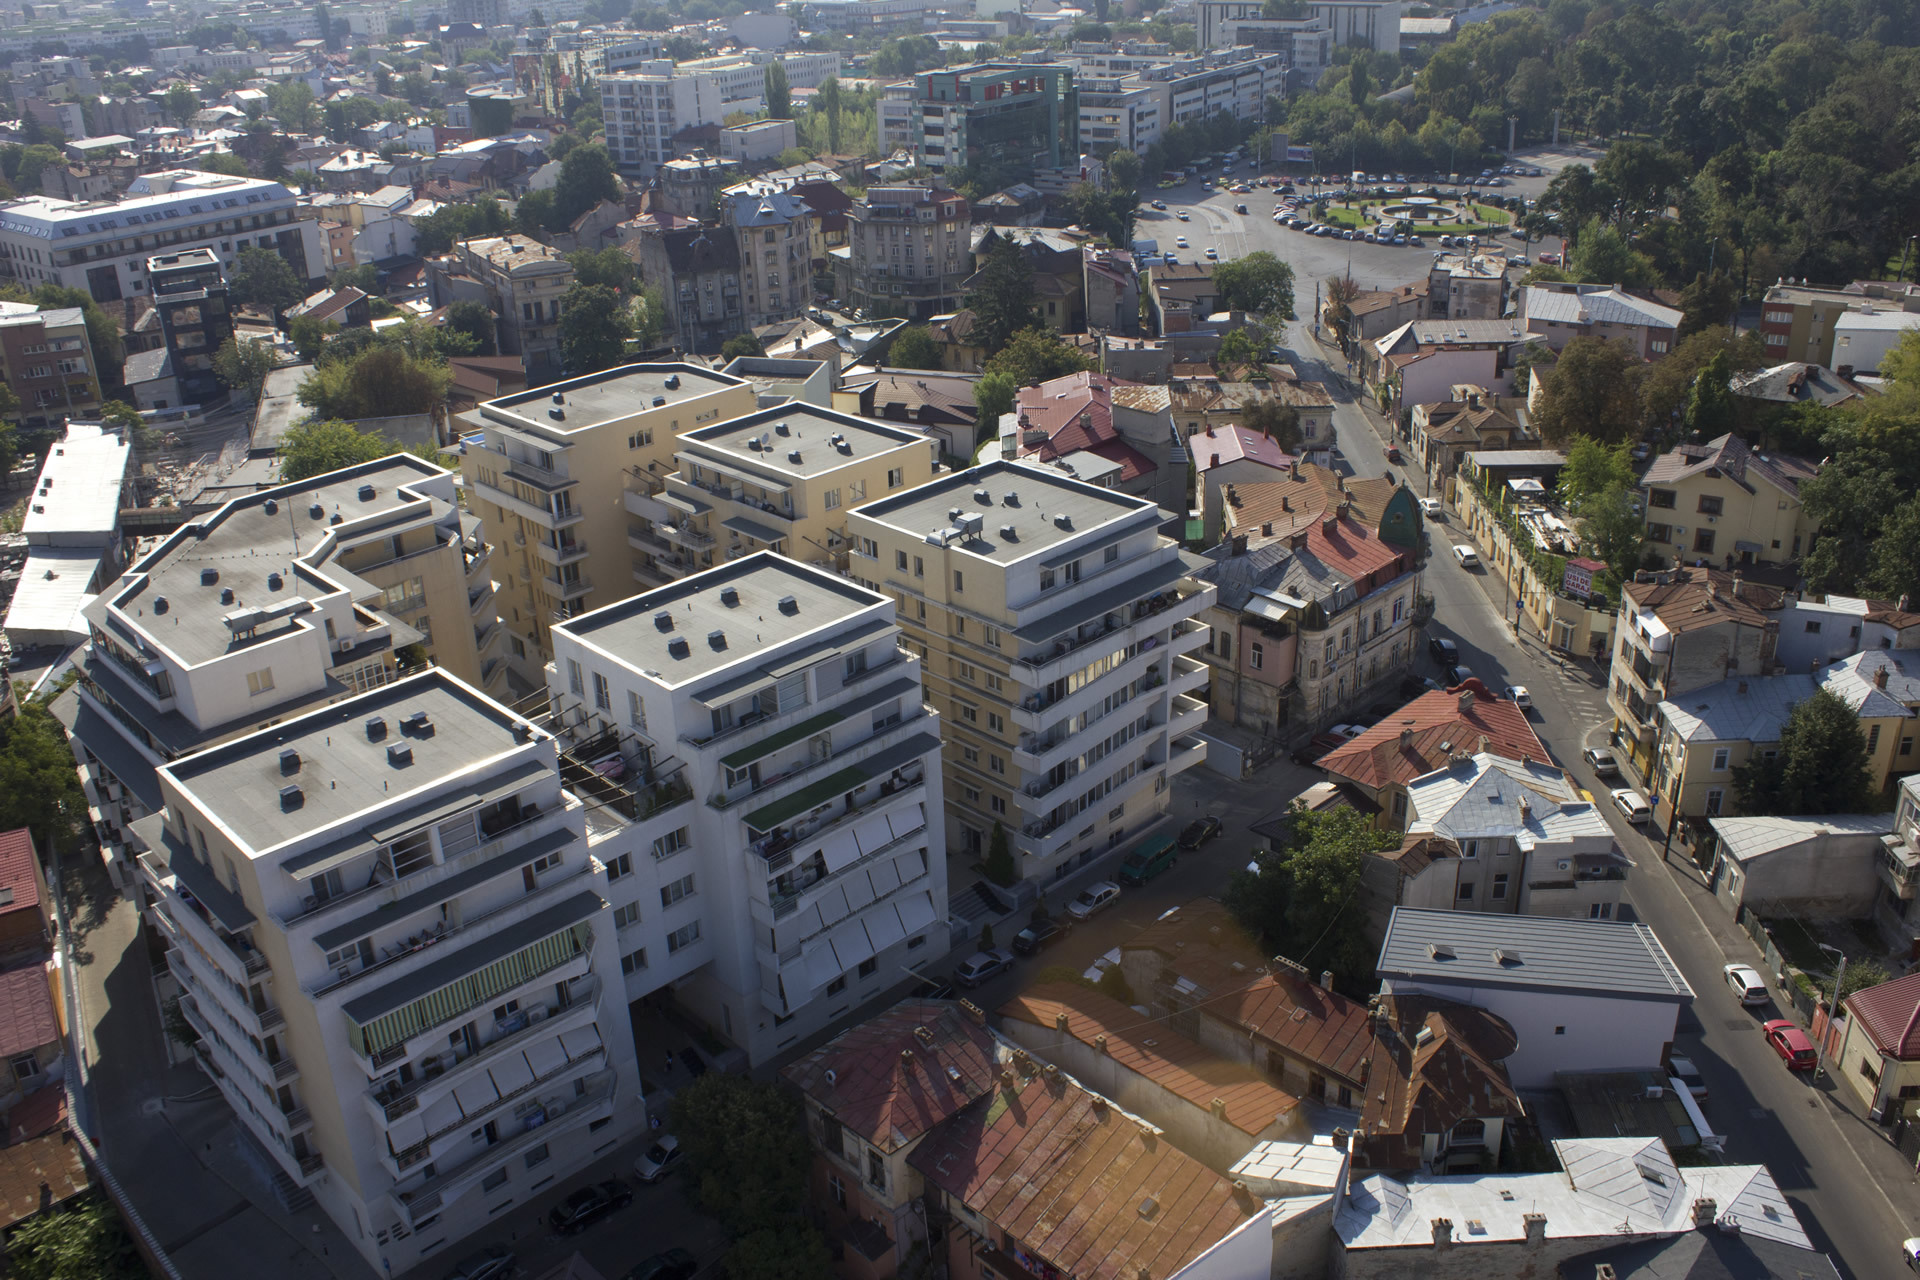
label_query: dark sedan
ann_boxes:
[1177,816,1222,849]
[548,1180,634,1236]
[1012,917,1073,955]
[623,1248,700,1280]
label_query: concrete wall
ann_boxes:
[1715,832,1883,917]
[1383,977,1679,1088]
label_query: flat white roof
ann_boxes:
[1,547,98,643]
[21,424,129,542]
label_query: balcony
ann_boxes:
[468,580,497,617]
[1881,842,1919,899]
[1169,693,1207,738]
[748,759,929,873]
[380,1030,607,1177]
[1167,735,1207,776]
[471,475,585,529]
[633,555,691,585]
[657,519,715,548]
[627,523,676,555]
[139,847,269,985]
[533,534,590,567]
[542,571,594,600]
[762,805,931,922]
[1010,649,1160,733]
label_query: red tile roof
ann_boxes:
[1119,898,1265,997]
[1357,994,1522,1171]
[0,965,55,1061]
[998,983,1300,1137]
[1193,424,1293,474]
[1012,372,1160,480]
[909,1069,1261,1280]
[1304,511,1406,581]
[1845,971,1920,1060]
[1208,968,1374,1084]
[0,1088,86,1230]
[781,1000,1000,1152]
[1318,680,1547,793]
[0,831,40,919]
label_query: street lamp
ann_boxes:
[1815,942,1847,1080]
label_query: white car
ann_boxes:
[1505,686,1531,709]
[1582,746,1620,777]
[1329,723,1368,739]
[1724,963,1770,1006]
[1067,880,1123,921]
[1610,787,1652,824]
[1452,544,1480,568]
[1205,247,1219,259]
[1419,497,1443,520]
[1175,235,1189,248]
[1176,209,1190,221]
[633,1134,684,1182]
[1667,1055,1709,1103]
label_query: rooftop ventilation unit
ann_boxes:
[220,587,234,605]
[708,629,727,650]
[263,499,277,515]
[279,749,300,775]
[974,487,991,503]
[401,710,432,735]
[1001,524,1018,540]
[652,396,667,406]
[664,374,680,390]
[358,484,376,501]
[329,513,343,525]
[1493,948,1521,966]
[956,512,984,538]
[279,783,304,811]
[1413,1025,1435,1048]
[551,392,565,405]
[667,637,690,658]
[719,586,739,607]
[948,507,962,520]
[387,743,414,767]
[365,716,387,741]
[153,597,168,614]
[788,450,802,463]
[309,502,325,519]
[1054,513,1073,529]
[549,407,566,421]
[1427,942,1455,960]
[775,422,790,436]
[200,568,218,585]
[267,572,283,590]
[777,594,798,615]
[748,437,762,451]
[654,610,674,631]
[512,722,533,742]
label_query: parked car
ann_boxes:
[1428,636,1459,666]
[1067,881,1123,921]
[1610,787,1653,824]
[1176,209,1190,221]
[1445,664,1476,687]
[953,949,1015,987]
[1235,203,1248,214]
[1452,544,1481,568]
[549,1181,635,1236]
[633,1135,684,1182]
[1667,1054,1709,1104]
[1151,200,1167,209]
[1763,1019,1818,1071]
[1385,445,1403,462]
[1582,746,1620,777]
[623,1248,700,1280]
[445,1246,518,1280]
[1118,835,1179,886]
[1419,497,1443,520]
[1902,1237,1920,1272]
[1206,247,1219,259]
[1724,963,1770,1006]
[1505,686,1532,709]
[1012,917,1073,955]
[1330,723,1368,739]
[1178,815,1222,848]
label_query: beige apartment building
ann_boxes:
[457,363,759,693]
[624,401,940,587]
[429,235,576,382]
[833,185,971,321]
[845,460,1215,883]
[1641,433,1818,569]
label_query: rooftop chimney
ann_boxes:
[1523,1213,1546,1245]
[1876,666,1890,690]
[1431,1218,1453,1249]
[1692,1198,1717,1228]
[1210,1098,1227,1119]
[1400,727,1414,749]
[1458,688,1474,713]
[1320,969,1333,989]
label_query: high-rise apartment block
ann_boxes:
[136,670,645,1275]
[146,247,236,407]
[69,457,500,885]
[845,461,1214,883]
[834,186,971,321]
[457,364,759,692]
[877,63,1078,180]
[545,552,947,1062]
[599,52,841,175]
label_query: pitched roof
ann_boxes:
[1821,650,1920,710]
[1522,285,1681,330]
[1207,968,1374,1083]
[1660,665,1911,747]
[999,983,1301,1137]
[0,964,56,1059]
[1728,362,1863,409]
[1707,813,1891,864]
[1319,682,1547,793]
[1404,752,1614,849]
[0,830,41,919]
[908,1069,1262,1280]
[660,226,740,274]
[1844,970,1920,1060]
[1358,994,1523,1171]
[781,1000,1000,1152]
[1558,1228,1841,1280]
[1193,423,1293,474]
[1118,898,1265,997]
[1642,433,1817,499]
[1622,567,1784,635]
[1011,372,1160,481]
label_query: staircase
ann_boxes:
[951,881,1006,926]
[268,1165,316,1214]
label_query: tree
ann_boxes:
[276,419,397,482]
[1240,398,1302,452]
[228,246,304,313]
[1567,217,1660,290]
[966,239,1044,352]
[195,151,250,177]
[1681,347,1735,439]
[514,188,559,238]
[1557,435,1633,508]
[558,283,633,374]
[815,77,843,152]
[983,821,1016,887]
[566,246,636,293]
[669,1073,813,1237]
[165,83,198,127]
[1532,337,1644,445]
[1730,688,1877,816]
[982,327,1095,387]
[443,299,496,354]
[721,333,765,360]
[974,371,1017,439]
[268,80,318,132]
[887,325,942,370]
[0,696,89,857]
[1218,328,1262,366]
[1675,270,1736,341]
[1223,806,1395,993]
[1799,448,1902,598]
[1577,483,1646,592]
[633,285,671,351]
[288,314,331,361]
[1211,250,1295,320]
[763,60,791,120]
[212,336,276,396]
[1105,147,1144,200]
[5,1198,145,1280]
[551,143,621,229]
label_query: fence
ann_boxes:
[1735,905,1829,1025]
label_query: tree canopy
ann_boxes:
[296,342,450,421]
[1730,688,1878,816]
[886,325,943,370]
[966,240,1044,353]
[557,283,634,374]
[669,1074,829,1280]
[1211,251,1296,322]
[1532,337,1645,445]
[1224,805,1397,993]
[276,419,401,481]
[227,245,305,312]
[982,327,1096,387]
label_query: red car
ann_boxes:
[1386,446,1403,462]
[1763,1020,1817,1071]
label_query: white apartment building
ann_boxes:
[1076,77,1166,157]
[69,457,500,887]
[599,51,840,174]
[787,0,945,33]
[1197,0,1400,52]
[544,552,947,1063]
[0,170,314,303]
[136,669,645,1274]
[1142,50,1288,130]
[844,461,1215,884]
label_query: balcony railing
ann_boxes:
[370,979,599,1123]
[751,761,927,872]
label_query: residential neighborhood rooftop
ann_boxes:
[851,459,1159,560]
[780,999,1000,1152]
[1376,908,1694,1001]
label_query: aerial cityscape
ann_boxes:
[0,0,1914,1277]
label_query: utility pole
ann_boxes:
[1816,943,1847,1080]
[1506,116,1517,157]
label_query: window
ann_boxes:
[913,556,925,578]
[592,672,611,711]
[1711,747,1730,771]
[1694,529,1716,554]
[1249,642,1264,670]
[1868,724,1882,752]
[1589,903,1614,919]
[829,1174,846,1208]
[622,948,647,974]
[246,668,275,695]
[823,489,840,509]
[990,795,1006,814]
[1457,882,1475,900]
[1805,620,1823,634]
[614,903,641,928]
[962,785,981,803]
[1902,735,1914,757]
[567,659,584,696]
[867,1150,886,1191]
[666,922,701,953]
[858,958,878,979]
[953,570,964,592]
[1462,840,1478,859]
[895,550,908,571]
[827,975,847,996]
[1040,569,1056,591]
[529,850,563,876]
[956,661,975,683]
[482,1168,509,1193]
[1697,494,1724,516]
[660,874,696,907]
[524,1141,550,1169]
[1705,788,1723,815]
[629,691,647,730]
[1492,873,1508,900]
[888,468,903,488]
[990,755,1004,774]
[985,674,1004,693]
[605,852,633,880]
[1648,489,1676,509]
[628,429,653,449]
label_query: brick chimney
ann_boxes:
[1523,1213,1546,1245]
[1876,666,1891,690]
[1692,1198,1716,1227]
[1400,727,1415,749]
[1458,688,1474,713]
[1431,1218,1453,1249]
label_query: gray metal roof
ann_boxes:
[1376,907,1693,1001]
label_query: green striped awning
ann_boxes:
[742,764,875,833]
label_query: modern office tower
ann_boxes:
[623,401,940,588]
[69,456,500,887]
[844,461,1215,886]
[543,551,947,1063]
[146,247,236,406]
[456,364,759,693]
[135,669,644,1274]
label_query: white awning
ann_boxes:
[888,804,928,842]
[891,848,925,887]
[852,815,895,856]
[813,882,851,930]
[453,1074,498,1117]
[866,855,902,899]
[524,1033,568,1077]
[864,903,907,952]
[488,1051,535,1097]
[840,868,877,913]
[828,918,875,971]
[421,1092,463,1136]
[386,1109,427,1153]
[820,829,863,874]
[803,942,842,993]
[558,1024,601,1061]
[896,890,938,935]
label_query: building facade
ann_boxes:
[883,63,1078,180]
[845,460,1214,884]
[428,236,575,383]
[835,186,971,322]
[146,247,236,408]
